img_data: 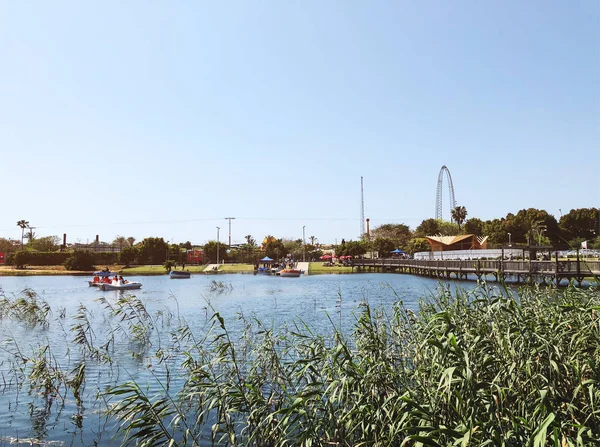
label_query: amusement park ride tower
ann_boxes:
[435,165,457,221]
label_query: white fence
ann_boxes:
[414,248,527,260]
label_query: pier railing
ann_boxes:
[351,258,600,279]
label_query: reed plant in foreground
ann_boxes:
[0,287,51,328]
[102,283,600,446]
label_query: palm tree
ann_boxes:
[310,236,317,246]
[245,235,256,246]
[113,236,128,250]
[262,235,276,249]
[127,237,136,247]
[16,220,29,249]
[451,206,468,231]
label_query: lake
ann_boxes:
[0,273,484,445]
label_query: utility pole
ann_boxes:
[216,227,220,265]
[360,177,365,238]
[225,217,235,247]
[26,226,36,243]
[302,225,306,262]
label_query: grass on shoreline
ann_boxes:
[308,262,354,274]
[217,264,254,273]
[120,264,208,275]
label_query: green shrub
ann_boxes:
[64,251,95,271]
[8,251,70,266]
[162,260,175,272]
[12,251,28,269]
[4,251,118,266]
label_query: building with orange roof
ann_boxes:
[425,234,488,252]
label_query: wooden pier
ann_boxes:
[351,258,600,286]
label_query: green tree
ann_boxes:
[0,237,17,253]
[372,237,396,258]
[451,206,468,231]
[230,244,259,264]
[304,244,322,261]
[169,244,184,262]
[163,260,175,272]
[507,209,560,245]
[438,221,460,236]
[407,238,430,255]
[24,227,36,242]
[483,218,508,245]
[335,240,369,258]
[264,238,287,260]
[371,223,412,248]
[245,235,256,247]
[182,241,193,250]
[16,220,29,249]
[126,237,136,247]
[463,218,484,236]
[137,237,168,264]
[261,235,277,249]
[118,246,138,267]
[283,239,303,259]
[113,236,129,250]
[27,236,60,252]
[203,241,229,264]
[559,208,599,242]
[415,219,440,237]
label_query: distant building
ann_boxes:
[425,235,488,252]
[69,243,122,253]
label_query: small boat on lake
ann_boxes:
[170,271,191,279]
[279,269,302,278]
[99,282,142,291]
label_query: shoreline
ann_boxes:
[0,263,356,277]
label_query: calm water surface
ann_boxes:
[0,273,483,446]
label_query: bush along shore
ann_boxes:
[0,283,598,445]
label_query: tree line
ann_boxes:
[2,208,598,266]
[339,207,599,258]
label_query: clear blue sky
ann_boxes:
[1,1,598,246]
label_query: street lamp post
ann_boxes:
[216,227,220,265]
[302,225,306,262]
[508,232,511,247]
[225,217,235,248]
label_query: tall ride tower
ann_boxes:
[435,165,457,221]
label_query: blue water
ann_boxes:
[0,273,483,446]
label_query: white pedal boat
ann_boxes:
[99,282,142,291]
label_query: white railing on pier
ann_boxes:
[351,259,600,276]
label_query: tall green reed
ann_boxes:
[101,283,599,446]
